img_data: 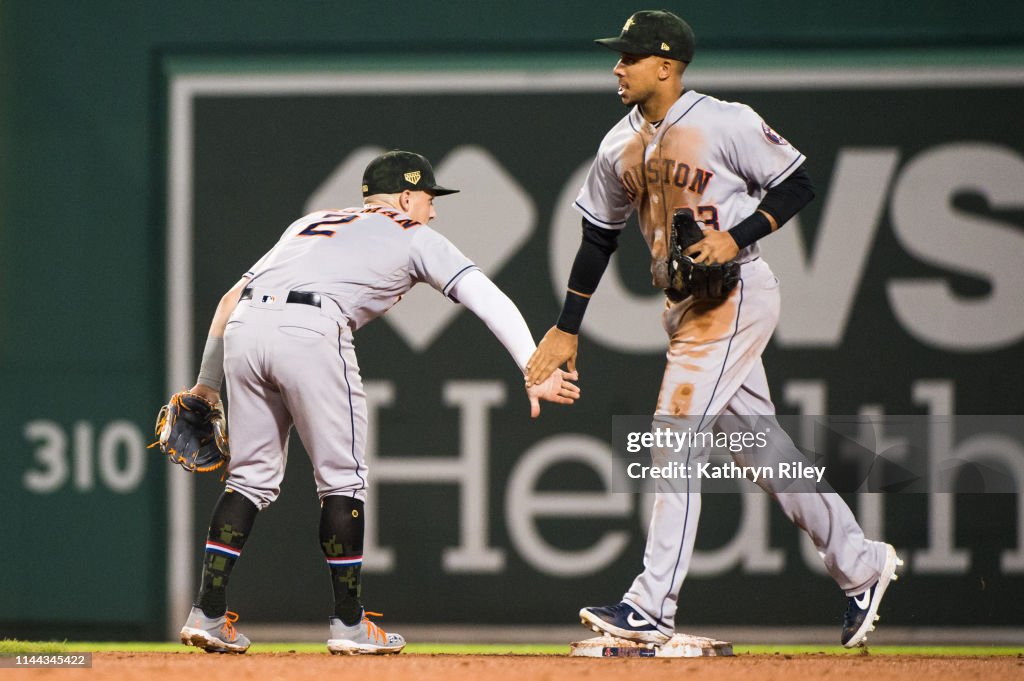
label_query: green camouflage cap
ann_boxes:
[362,150,459,197]
[595,10,695,63]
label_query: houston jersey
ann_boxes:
[574,89,805,287]
[244,206,477,330]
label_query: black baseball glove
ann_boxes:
[151,391,230,473]
[666,208,740,302]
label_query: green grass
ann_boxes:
[0,639,71,656]
[3,639,1020,656]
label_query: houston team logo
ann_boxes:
[761,121,789,146]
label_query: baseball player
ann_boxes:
[526,10,901,648]
[177,150,580,654]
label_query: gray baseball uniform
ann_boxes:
[224,205,479,509]
[577,91,888,635]
[178,149,577,656]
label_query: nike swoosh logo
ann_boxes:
[626,612,650,628]
[854,590,871,610]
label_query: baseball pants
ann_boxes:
[626,258,887,634]
[221,294,368,510]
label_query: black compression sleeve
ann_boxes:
[760,163,814,226]
[728,212,773,250]
[556,218,621,334]
[730,164,815,249]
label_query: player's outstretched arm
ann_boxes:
[451,270,580,417]
[526,218,620,386]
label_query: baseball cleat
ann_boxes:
[327,610,405,655]
[179,606,250,654]
[841,544,903,647]
[579,601,671,646]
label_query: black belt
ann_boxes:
[241,288,321,308]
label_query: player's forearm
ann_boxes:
[452,270,535,372]
[730,164,815,249]
[196,276,249,391]
[556,219,621,334]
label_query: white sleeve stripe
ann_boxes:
[573,201,628,228]
[442,264,479,297]
[766,154,806,189]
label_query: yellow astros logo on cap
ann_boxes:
[623,16,636,32]
[404,170,422,185]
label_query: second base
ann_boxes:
[570,633,733,658]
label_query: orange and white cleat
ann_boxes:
[180,607,251,653]
[327,610,405,655]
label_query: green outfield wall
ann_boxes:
[1,1,1022,640]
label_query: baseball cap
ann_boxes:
[361,150,459,197]
[595,10,695,63]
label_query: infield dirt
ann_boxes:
[5,651,1020,681]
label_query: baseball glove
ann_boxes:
[150,391,230,473]
[666,208,740,302]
